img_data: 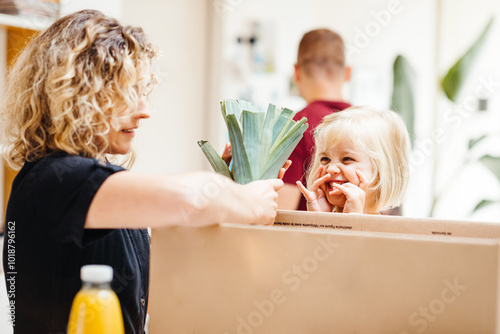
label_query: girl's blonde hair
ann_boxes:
[1,9,158,170]
[307,106,411,213]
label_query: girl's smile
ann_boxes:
[317,141,374,209]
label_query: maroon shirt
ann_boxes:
[282,100,351,210]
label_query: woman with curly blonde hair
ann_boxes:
[1,10,285,334]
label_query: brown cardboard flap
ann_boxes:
[150,223,500,334]
[275,210,500,239]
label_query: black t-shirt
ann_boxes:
[2,151,149,334]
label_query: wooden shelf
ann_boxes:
[0,12,54,31]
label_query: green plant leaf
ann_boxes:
[205,99,308,183]
[479,155,500,183]
[270,116,308,153]
[197,140,233,179]
[272,107,295,145]
[242,110,264,178]
[468,135,487,150]
[220,100,228,119]
[226,114,252,184]
[221,99,260,122]
[237,100,260,116]
[472,199,497,213]
[260,122,308,179]
[442,18,495,102]
[391,55,415,146]
[259,103,277,168]
[221,99,243,123]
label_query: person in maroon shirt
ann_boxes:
[280,29,351,210]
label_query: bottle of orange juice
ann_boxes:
[67,265,125,334]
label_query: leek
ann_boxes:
[198,99,308,184]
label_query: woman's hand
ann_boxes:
[330,169,368,214]
[222,142,292,180]
[240,179,284,225]
[296,165,333,212]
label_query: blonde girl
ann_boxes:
[1,10,284,334]
[297,106,410,214]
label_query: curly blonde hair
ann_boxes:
[1,9,158,170]
[307,106,411,213]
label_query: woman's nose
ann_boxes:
[134,97,151,120]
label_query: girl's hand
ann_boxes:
[296,165,334,212]
[330,169,368,213]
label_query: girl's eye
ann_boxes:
[343,157,354,162]
[320,157,330,164]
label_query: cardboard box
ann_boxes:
[274,210,500,239]
[150,211,500,334]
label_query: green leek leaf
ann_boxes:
[238,100,260,115]
[242,110,264,178]
[260,122,308,179]
[197,140,232,179]
[226,114,252,184]
[199,99,308,184]
[272,107,295,144]
[270,117,308,153]
[259,103,277,168]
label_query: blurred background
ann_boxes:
[1,0,500,223]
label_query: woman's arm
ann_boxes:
[85,171,283,229]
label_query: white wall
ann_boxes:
[122,0,210,174]
[60,0,123,19]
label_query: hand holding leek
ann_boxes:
[221,142,292,180]
[199,99,308,184]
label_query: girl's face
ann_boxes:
[317,140,375,208]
